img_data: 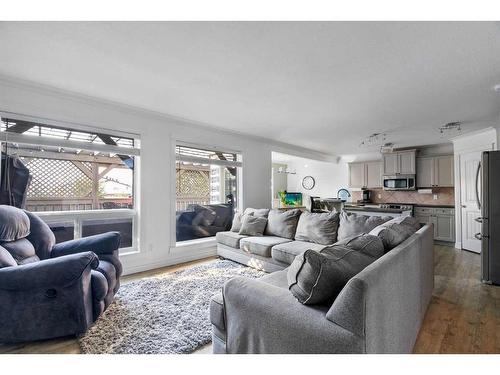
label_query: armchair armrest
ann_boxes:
[0,252,98,291]
[222,277,364,353]
[51,232,121,258]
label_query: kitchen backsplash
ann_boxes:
[351,187,455,206]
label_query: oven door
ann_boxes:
[383,176,416,190]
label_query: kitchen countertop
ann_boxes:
[343,205,406,214]
[414,204,455,208]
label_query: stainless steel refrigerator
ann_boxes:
[479,150,500,285]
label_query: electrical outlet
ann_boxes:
[433,194,438,200]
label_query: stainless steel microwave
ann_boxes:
[382,175,416,190]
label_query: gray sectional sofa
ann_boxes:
[211,208,434,354]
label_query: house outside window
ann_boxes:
[0,115,140,252]
[175,144,241,243]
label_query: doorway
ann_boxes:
[459,151,482,253]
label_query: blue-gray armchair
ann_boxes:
[0,205,122,343]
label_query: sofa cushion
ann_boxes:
[264,209,301,239]
[239,215,268,236]
[240,236,292,257]
[1,238,39,265]
[271,240,327,265]
[337,210,392,241]
[294,211,340,245]
[0,245,17,268]
[369,221,416,251]
[216,231,248,248]
[230,212,253,232]
[287,243,380,305]
[0,205,30,242]
[243,208,270,218]
[334,233,385,258]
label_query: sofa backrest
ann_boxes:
[326,224,434,353]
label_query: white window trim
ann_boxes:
[0,112,141,255]
[171,139,243,249]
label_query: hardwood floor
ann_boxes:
[413,245,500,353]
[1,245,499,354]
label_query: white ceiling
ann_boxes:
[1,22,500,156]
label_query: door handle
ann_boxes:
[461,205,466,208]
[474,233,483,241]
[475,161,482,210]
[475,217,485,223]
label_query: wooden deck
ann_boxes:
[1,245,499,354]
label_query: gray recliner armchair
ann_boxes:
[0,205,122,343]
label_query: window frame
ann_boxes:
[171,139,243,248]
[0,112,141,255]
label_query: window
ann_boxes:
[0,115,140,251]
[175,144,241,243]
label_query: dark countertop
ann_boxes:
[343,206,405,214]
[414,204,455,208]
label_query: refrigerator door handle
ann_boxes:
[475,161,482,210]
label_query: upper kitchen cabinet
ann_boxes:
[348,161,382,189]
[366,161,382,188]
[348,162,365,188]
[416,155,454,187]
[382,150,416,175]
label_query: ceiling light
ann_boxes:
[360,133,387,148]
[439,122,462,135]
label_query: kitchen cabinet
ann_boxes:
[366,161,382,188]
[382,150,416,175]
[416,155,454,188]
[414,206,455,242]
[348,161,382,189]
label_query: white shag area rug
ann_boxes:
[79,259,264,354]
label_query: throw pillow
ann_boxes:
[294,211,340,245]
[0,205,30,242]
[230,212,253,232]
[337,210,392,241]
[334,233,385,258]
[369,221,416,251]
[238,215,268,236]
[287,244,380,305]
[384,216,421,231]
[264,209,302,239]
[243,207,270,218]
[192,206,217,227]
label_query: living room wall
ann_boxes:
[286,158,349,199]
[0,75,336,274]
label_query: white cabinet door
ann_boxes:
[349,163,366,188]
[434,214,455,242]
[399,151,416,174]
[417,157,434,187]
[366,161,382,188]
[383,154,399,175]
[435,155,454,187]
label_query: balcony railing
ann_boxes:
[176,197,210,212]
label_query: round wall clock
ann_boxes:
[302,176,315,190]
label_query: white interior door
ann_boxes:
[460,151,482,253]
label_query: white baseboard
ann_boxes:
[455,241,462,249]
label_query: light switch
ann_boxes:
[433,194,438,200]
